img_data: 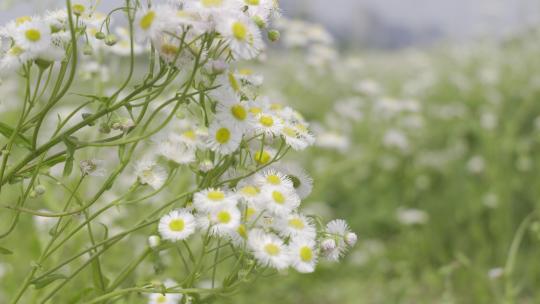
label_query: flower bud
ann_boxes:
[321,238,336,251]
[267,30,280,42]
[104,34,118,46]
[252,16,266,29]
[72,4,86,16]
[82,43,93,56]
[199,159,214,172]
[210,60,228,74]
[95,31,106,40]
[345,232,357,246]
[148,235,161,249]
[35,184,46,196]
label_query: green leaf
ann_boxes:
[0,122,32,150]
[0,246,13,255]
[62,136,78,177]
[31,274,67,289]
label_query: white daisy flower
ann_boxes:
[135,5,174,42]
[200,205,241,236]
[158,209,197,242]
[236,180,262,204]
[254,169,294,192]
[158,134,196,165]
[288,237,318,273]
[274,213,316,240]
[254,112,283,136]
[326,219,351,237]
[216,13,264,60]
[258,186,300,216]
[193,188,237,212]
[206,120,242,155]
[184,0,242,22]
[280,123,310,151]
[208,72,242,101]
[0,46,24,75]
[134,159,168,190]
[14,20,52,56]
[248,229,289,270]
[215,100,255,131]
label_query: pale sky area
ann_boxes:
[1,0,539,48]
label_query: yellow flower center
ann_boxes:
[239,68,253,75]
[157,295,167,303]
[217,211,231,223]
[207,190,225,201]
[288,218,305,229]
[270,103,283,111]
[25,29,41,42]
[228,73,240,92]
[245,0,260,4]
[254,151,271,164]
[283,127,297,137]
[264,243,280,256]
[266,175,281,185]
[232,22,248,41]
[231,105,247,121]
[299,246,313,262]
[8,46,23,56]
[272,191,285,204]
[16,16,31,25]
[241,186,259,196]
[161,43,179,56]
[259,115,274,127]
[140,11,156,30]
[72,4,86,14]
[237,224,247,239]
[215,127,231,144]
[250,107,262,115]
[169,219,185,232]
[182,130,196,140]
[245,207,256,219]
[202,0,223,7]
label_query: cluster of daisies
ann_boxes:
[157,166,357,273]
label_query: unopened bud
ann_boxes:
[210,60,228,74]
[94,31,106,40]
[148,235,161,249]
[82,44,93,56]
[345,232,357,246]
[252,16,266,29]
[104,34,118,46]
[199,159,214,172]
[321,239,336,251]
[35,184,46,196]
[267,30,280,42]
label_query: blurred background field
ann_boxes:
[3,1,540,303]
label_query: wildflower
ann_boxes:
[200,205,241,236]
[288,237,318,273]
[134,159,168,190]
[206,120,242,155]
[14,20,52,57]
[158,209,197,242]
[254,169,294,192]
[193,188,237,212]
[248,229,289,270]
[274,213,316,240]
[258,186,300,216]
[216,13,263,60]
